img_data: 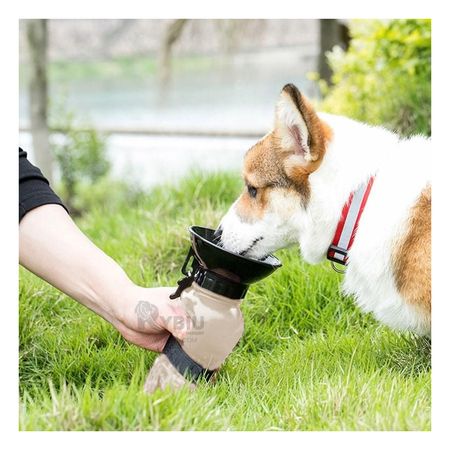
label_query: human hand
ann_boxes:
[19,205,189,353]
[111,286,190,352]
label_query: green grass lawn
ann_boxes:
[19,172,431,431]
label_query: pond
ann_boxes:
[19,48,319,187]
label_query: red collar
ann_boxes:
[327,176,375,266]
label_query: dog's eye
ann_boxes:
[247,185,257,198]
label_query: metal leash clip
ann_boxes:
[330,260,346,274]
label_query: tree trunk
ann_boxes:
[26,19,52,183]
[318,19,349,84]
[157,19,188,90]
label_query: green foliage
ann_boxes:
[19,172,431,430]
[321,19,431,137]
[51,110,110,214]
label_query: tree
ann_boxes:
[318,19,349,84]
[157,19,188,90]
[26,19,53,183]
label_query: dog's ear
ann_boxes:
[274,84,331,171]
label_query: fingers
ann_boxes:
[118,323,170,352]
[116,285,193,349]
[161,301,192,341]
[133,286,191,340]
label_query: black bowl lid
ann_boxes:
[189,226,282,285]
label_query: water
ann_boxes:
[19,48,319,187]
[19,132,256,188]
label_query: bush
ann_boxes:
[51,110,111,214]
[320,19,431,137]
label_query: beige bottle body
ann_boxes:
[144,282,244,393]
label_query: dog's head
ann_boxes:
[218,83,332,259]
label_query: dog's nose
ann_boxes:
[213,225,223,243]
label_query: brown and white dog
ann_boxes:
[218,83,431,335]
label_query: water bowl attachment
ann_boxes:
[169,225,282,300]
[189,226,282,284]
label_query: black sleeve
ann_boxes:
[19,147,69,222]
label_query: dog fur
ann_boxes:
[218,84,431,335]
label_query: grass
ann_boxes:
[19,172,431,431]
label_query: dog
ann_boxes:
[218,83,431,335]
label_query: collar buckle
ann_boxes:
[327,244,348,265]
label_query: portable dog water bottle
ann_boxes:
[144,226,281,393]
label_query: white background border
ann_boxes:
[2,0,447,447]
